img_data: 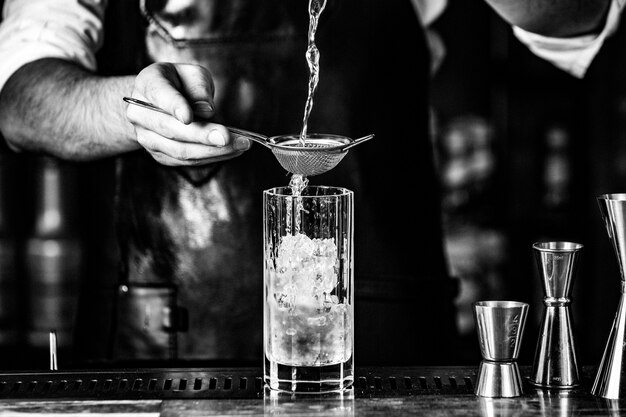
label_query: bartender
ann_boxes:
[0,0,616,366]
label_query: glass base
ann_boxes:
[264,356,353,394]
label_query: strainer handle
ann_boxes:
[227,127,271,148]
[342,134,375,151]
[122,97,272,149]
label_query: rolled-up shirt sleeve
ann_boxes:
[512,0,625,79]
[0,0,106,93]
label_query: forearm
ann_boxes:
[0,58,139,160]
[483,0,611,37]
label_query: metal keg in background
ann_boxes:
[24,156,83,351]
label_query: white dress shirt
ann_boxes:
[0,0,623,94]
[513,0,626,78]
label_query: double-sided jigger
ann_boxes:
[530,241,582,389]
[473,300,529,398]
[592,193,626,399]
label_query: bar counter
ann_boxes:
[0,365,620,416]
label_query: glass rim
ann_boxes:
[532,241,583,252]
[598,193,626,201]
[473,300,528,309]
[269,133,352,152]
[264,185,353,198]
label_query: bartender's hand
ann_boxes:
[126,62,251,166]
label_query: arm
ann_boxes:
[0,59,249,165]
[0,58,137,160]
[483,0,611,37]
[0,0,249,166]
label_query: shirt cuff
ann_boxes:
[512,0,625,78]
[0,0,104,94]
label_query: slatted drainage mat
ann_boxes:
[0,366,480,400]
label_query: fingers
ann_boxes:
[134,62,216,124]
[151,150,246,166]
[175,64,216,120]
[128,61,252,166]
[134,63,194,124]
[135,127,249,166]
[126,104,228,146]
[126,95,252,166]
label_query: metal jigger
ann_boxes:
[473,300,529,398]
[530,241,582,389]
[592,193,626,399]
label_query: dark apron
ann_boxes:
[75,0,458,366]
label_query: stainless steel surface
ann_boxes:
[475,361,523,398]
[530,241,582,389]
[226,127,273,148]
[592,194,626,399]
[267,133,375,176]
[122,97,174,116]
[473,300,528,398]
[122,97,374,176]
[473,301,528,362]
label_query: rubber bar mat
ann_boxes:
[0,366,482,399]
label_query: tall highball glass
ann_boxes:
[263,185,354,393]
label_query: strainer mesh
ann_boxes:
[271,148,347,176]
[270,142,348,176]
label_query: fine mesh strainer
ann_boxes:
[228,128,374,176]
[123,97,374,176]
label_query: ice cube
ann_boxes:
[307,315,327,326]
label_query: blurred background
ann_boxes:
[0,0,624,369]
[428,1,625,367]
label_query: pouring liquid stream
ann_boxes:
[290,0,327,234]
[299,0,327,147]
